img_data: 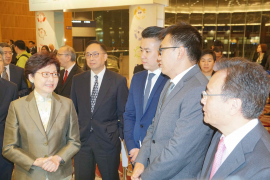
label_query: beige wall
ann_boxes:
[0,0,36,44]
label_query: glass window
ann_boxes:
[165,13,176,27]
[202,13,216,49]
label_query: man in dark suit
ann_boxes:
[28,41,37,55]
[124,26,168,164]
[132,23,213,180]
[71,40,128,180]
[55,45,83,98]
[0,48,18,180]
[198,58,270,180]
[0,43,29,97]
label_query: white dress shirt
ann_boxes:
[90,66,106,95]
[34,90,52,132]
[1,65,10,81]
[144,68,162,98]
[170,65,195,87]
[220,119,258,164]
[63,63,76,79]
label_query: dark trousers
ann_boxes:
[74,132,121,180]
[0,138,14,180]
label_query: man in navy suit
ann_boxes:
[199,58,270,180]
[0,43,29,97]
[0,47,18,180]
[124,26,168,164]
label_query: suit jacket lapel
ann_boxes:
[213,145,246,180]
[159,65,201,116]
[83,71,91,107]
[57,70,65,93]
[92,69,112,116]
[46,93,62,135]
[0,79,6,105]
[60,64,78,93]
[213,123,263,179]
[203,133,222,179]
[9,64,15,82]
[25,92,47,138]
[139,71,148,118]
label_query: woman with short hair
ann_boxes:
[2,53,81,180]
[199,49,216,80]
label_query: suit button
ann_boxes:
[140,125,143,128]
[137,141,139,143]
[44,155,48,158]
[91,118,93,120]
[152,140,155,144]
[43,142,48,146]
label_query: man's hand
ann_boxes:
[42,155,62,172]
[131,162,145,180]
[33,157,52,167]
[129,148,140,163]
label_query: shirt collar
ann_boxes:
[34,90,52,102]
[91,66,106,79]
[221,119,258,152]
[4,64,10,71]
[65,63,76,73]
[148,68,161,77]
[170,65,195,86]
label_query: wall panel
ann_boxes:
[64,12,73,47]
[0,0,36,44]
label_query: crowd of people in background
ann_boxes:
[1,22,270,180]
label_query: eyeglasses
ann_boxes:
[85,52,106,59]
[57,53,69,57]
[36,72,60,78]
[202,91,225,99]
[159,47,179,55]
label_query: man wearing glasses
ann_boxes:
[0,43,29,97]
[0,47,18,180]
[71,40,128,180]
[198,58,270,180]
[55,45,83,98]
[132,23,213,180]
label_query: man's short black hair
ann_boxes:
[142,26,164,40]
[160,22,202,63]
[29,41,35,45]
[86,40,107,53]
[201,49,216,62]
[14,40,26,50]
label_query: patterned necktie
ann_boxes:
[2,67,9,80]
[63,70,68,84]
[143,73,155,112]
[209,137,226,180]
[91,75,99,113]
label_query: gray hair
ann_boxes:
[215,57,270,119]
[0,47,4,60]
[61,45,76,62]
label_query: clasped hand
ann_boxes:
[33,155,62,172]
